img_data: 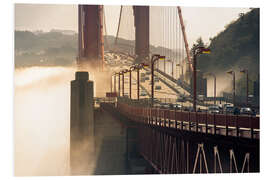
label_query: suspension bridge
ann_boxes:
[70,5,260,175]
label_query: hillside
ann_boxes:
[197,9,259,78]
[194,8,259,96]
[15,31,178,68]
[15,30,78,67]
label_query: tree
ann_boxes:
[190,37,206,55]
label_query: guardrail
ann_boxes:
[104,102,259,139]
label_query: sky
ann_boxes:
[15,4,250,47]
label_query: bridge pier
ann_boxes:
[70,72,95,175]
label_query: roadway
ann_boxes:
[104,52,231,111]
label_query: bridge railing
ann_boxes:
[115,102,259,139]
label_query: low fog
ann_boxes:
[14,66,76,176]
[14,65,112,176]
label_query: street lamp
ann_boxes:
[116,72,121,97]
[176,63,184,80]
[113,73,117,93]
[205,72,216,105]
[110,73,113,93]
[167,59,174,78]
[240,69,249,106]
[227,70,236,106]
[192,46,211,112]
[122,69,128,97]
[151,54,166,106]
[133,63,148,100]
[128,66,136,99]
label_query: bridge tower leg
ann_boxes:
[70,72,95,175]
[133,6,149,63]
[78,5,104,70]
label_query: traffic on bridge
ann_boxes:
[14,3,260,177]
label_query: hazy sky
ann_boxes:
[15,4,250,45]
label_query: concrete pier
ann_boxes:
[70,72,94,175]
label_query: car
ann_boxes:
[223,103,233,109]
[233,107,240,115]
[154,103,161,108]
[140,91,147,96]
[155,85,161,90]
[132,80,137,85]
[160,103,170,109]
[154,77,159,82]
[170,104,182,110]
[177,96,186,102]
[198,95,204,101]
[144,76,150,80]
[240,107,253,115]
[208,105,220,114]
[224,105,234,114]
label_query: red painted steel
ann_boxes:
[116,102,260,132]
[100,103,258,173]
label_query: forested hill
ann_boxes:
[197,8,259,81]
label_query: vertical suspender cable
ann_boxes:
[115,5,123,48]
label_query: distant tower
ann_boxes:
[78,5,104,69]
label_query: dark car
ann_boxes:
[233,107,240,115]
[155,85,161,90]
[224,106,234,114]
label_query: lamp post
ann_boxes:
[122,70,128,97]
[118,72,121,97]
[192,47,211,112]
[133,63,145,100]
[137,67,140,100]
[164,57,166,73]
[111,74,113,93]
[114,73,116,92]
[122,71,124,97]
[167,59,174,77]
[227,70,236,106]
[129,66,135,99]
[129,69,132,99]
[176,63,181,80]
[151,54,165,106]
[205,73,216,105]
[240,69,248,106]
